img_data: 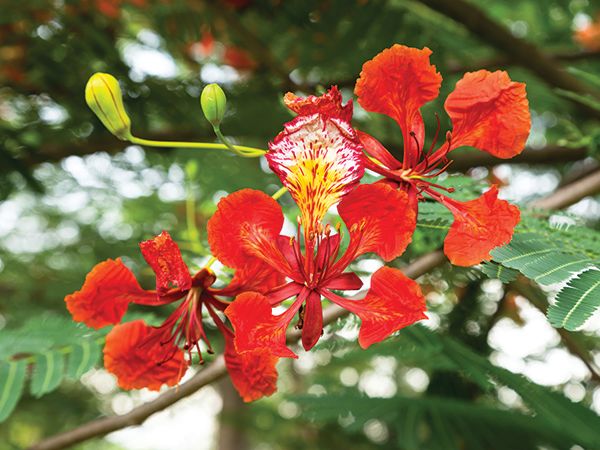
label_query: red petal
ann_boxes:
[338,183,417,261]
[323,272,363,291]
[444,186,520,266]
[224,333,279,402]
[65,259,156,329]
[207,189,285,270]
[217,262,286,297]
[355,45,441,161]
[301,291,323,351]
[284,86,353,122]
[444,70,530,158]
[103,320,187,391]
[324,267,427,349]
[225,292,301,359]
[267,113,364,233]
[357,130,402,170]
[140,231,192,295]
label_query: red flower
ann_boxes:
[575,15,600,51]
[354,45,529,266]
[213,94,426,357]
[65,231,280,401]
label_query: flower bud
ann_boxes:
[85,73,132,140]
[200,83,227,127]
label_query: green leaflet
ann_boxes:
[67,341,101,379]
[547,269,600,331]
[0,361,26,422]
[480,261,519,283]
[30,350,66,398]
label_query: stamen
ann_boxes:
[428,113,441,155]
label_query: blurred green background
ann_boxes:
[2,1,600,449]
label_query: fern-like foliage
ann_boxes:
[547,269,600,330]
[296,325,600,449]
[415,175,600,330]
[0,315,103,422]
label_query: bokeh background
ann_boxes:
[2,1,600,449]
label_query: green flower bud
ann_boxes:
[201,83,227,128]
[85,73,132,140]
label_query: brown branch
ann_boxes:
[28,250,446,450]
[415,0,600,116]
[446,49,600,74]
[444,146,587,172]
[529,168,600,210]
[28,163,600,450]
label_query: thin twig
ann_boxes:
[529,168,600,210]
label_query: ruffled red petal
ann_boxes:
[444,70,530,158]
[284,86,353,122]
[225,292,300,359]
[338,183,417,261]
[267,113,364,233]
[324,267,427,349]
[103,320,187,391]
[65,259,156,329]
[207,189,285,270]
[224,334,279,402]
[355,45,441,160]
[140,231,192,295]
[444,186,521,266]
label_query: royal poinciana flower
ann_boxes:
[214,92,427,358]
[353,44,530,266]
[65,231,280,401]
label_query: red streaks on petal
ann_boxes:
[325,267,427,349]
[103,320,187,391]
[445,70,530,158]
[224,333,279,402]
[207,189,284,270]
[65,259,155,329]
[444,186,521,266]
[225,292,299,359]
[267,113,364,233]
[338,183,417,261]
[284,86,353,122]
[139,231,192,295]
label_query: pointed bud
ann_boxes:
[85,73,132,140]
[200,83,227,127]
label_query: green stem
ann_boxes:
[129,136,266,158]
[272,186,288,200]
[185,188,206,255]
